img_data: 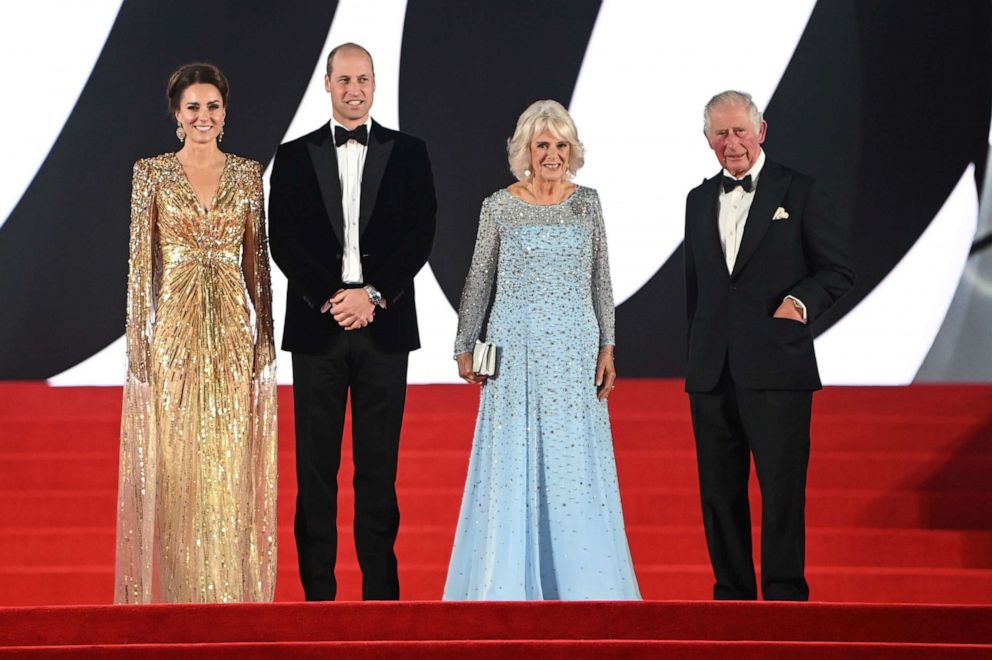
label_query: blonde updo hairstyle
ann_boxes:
[506,99,585,181]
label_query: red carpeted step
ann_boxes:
[4,382,991,452]
[4,450,991,493]
[0,602,989,659]
[1,601,990,646]
[5,526,991,570]
[2,487,989,530]
[627,526,992,568]
[3,381,990,420]
[6,416,991,457]
[4,413,991,457]
[566,381,992,421]
[3,640,991,659]
[619,488,992,530]
[3,563,992,606]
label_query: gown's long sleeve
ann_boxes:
[589,191,616,348]
[453,197,500,356]
[242,161,278,600]
[115,159,159,603]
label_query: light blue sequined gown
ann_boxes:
[443,186,640,600]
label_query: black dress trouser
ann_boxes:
[292,328,408,600]
[689,362,812,601]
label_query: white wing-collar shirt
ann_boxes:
[718,148,765,275]
[330,116,372,284]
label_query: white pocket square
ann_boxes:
[773,207,790,220]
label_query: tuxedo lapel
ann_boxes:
[697,175,728,277]
[730,158,791,280]
[359,121,394,237]
[306,125,345,246]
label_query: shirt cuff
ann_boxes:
[785,295,807,323]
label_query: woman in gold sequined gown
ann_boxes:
[115,64,277,603]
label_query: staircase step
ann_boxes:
[0,601,989,646]
[4,414,992,456]
[2,564,991,606]
[4,526,990,570]
[2,450,989,493]
[1,488,988,529]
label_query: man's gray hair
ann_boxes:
[703,90,763,136]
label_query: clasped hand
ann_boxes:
[321,288,374,330]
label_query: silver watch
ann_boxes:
[363,285,382,308]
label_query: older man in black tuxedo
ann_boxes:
[683,90,855,600]
[269,43,437,601]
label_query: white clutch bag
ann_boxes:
[472,340,497,377]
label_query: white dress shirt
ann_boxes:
[718,149,765,275]
[331,117,371,284]
[718,149,806,321]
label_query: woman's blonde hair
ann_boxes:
[506,99,584,180]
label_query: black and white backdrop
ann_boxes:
[0,0,990,385]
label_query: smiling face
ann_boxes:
[174,83,225,145]
[529,129,571,183]
[325,47,375,129]
[705,101,766,177]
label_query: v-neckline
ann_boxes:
[174,152,229,214]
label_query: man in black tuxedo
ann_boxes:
[268,43,436,600]
[683,91,855,600]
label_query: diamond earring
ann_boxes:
[218,126,224,143]
[176,123,186,142]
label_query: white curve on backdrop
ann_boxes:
[0,1,123,230]
[815,166,978,385]
[570,1,817,304]
[48,336,126,386]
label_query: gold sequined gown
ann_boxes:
[115,153,277,603]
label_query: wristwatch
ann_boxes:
[363,284,383,308]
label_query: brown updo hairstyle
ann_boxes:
[166,62,229,114]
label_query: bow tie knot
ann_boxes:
[722,174,753,193]
[334,124,368,147]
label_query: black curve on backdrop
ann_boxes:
[399,0,602,310]
[616,0,991,376]
[0,0,337,378]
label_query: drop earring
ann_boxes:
[218,125,224,143]
[176,123,186,142]
[523,169,532,178]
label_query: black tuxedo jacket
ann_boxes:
[269,121,437,354]
[684,156,855,392]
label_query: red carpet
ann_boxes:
[0,380,990,657]
[0,601,989,658]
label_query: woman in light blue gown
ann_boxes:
[443,100,640,600]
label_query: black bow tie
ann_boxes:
[334,124,368,147]
[722,174,753,193]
